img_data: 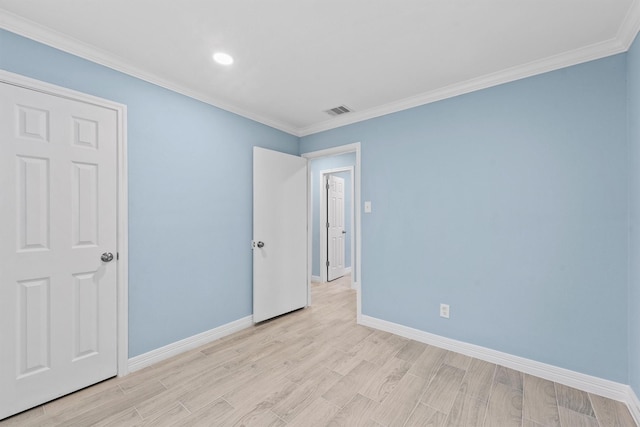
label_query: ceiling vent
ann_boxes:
[324,105,353,116]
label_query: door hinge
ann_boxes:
[326,260,330,267]
[117,252,119,260]
[326,182,330,190]
[326,222,330,228]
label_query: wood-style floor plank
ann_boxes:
[421,364,466,413]
[273,368,342,422]
[286,397,340,427]
[395,340,428,364]
[458,358,495,403]
[445,392,487,427]
[523,419,548,427]
[46,381,165,427]
[322,360,379,408]
[444,351,473,370]
[494,365,524,391]
[359,357,411,403]
[407,344,448,381]
[370,373,430,427]
[590,393,638,427]
[558,406,599,427]
[139,402,191,426]
[0,274,636,427]
[484,382,523,427]
[404,402,447,426]
[0,406,45,427]
[327,393,379,426]
[523,374,560,427]
[555,382,596,417]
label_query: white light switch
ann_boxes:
[364,201,372,213]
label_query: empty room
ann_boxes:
[2,1,640,426]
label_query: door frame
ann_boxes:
[320,167,354,284]
[302,142,362,322]
[0,70,129,377]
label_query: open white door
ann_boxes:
[253,147,308,323]
[0,81,118,419]
[327,175,347,281]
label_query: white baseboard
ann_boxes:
[345,267,352,274]
[359,315,631,404]
[128,315,253,372]
[125,310,640,423]
[628,387,640,425]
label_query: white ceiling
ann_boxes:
[0,1,638,136]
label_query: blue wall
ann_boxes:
[0,29,299,357]
[310,153,356,277]
[2,26,639,387]
[628,32,640,396]
[301,55,629,383]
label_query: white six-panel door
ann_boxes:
[253,147,307,323]
[0,82,118,419]
[327,175,346,281]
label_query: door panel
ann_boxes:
[253,147,307,323]
[71,162,99,247]
[16,156,50,251]
[0,82,118,420]
[72,271,100,360]
[17,278,51,377]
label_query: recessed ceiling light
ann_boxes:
[213,52,234,66]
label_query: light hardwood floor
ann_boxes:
[1,276,637,426]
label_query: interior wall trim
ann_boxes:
[128,310,640,425]
[628,386,640,425]
[0,10,298,136]
[127,315,253,373]
[360,314,636,418]
[299,37,634,136]
[618,0,640,49]
[299,2,640,136]
[2,4,639,138]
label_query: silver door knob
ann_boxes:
[101,252,114,262]
[257,241,265,248]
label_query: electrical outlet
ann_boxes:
[440,303,450,319]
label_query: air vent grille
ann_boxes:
[324,105,352,116]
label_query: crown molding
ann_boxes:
[299,0,640,137]
[3,2,640,139]
[298,37,632,136]
[0,10,300,137]
[618,0,640,50]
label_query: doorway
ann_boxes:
[302,143,362,321]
